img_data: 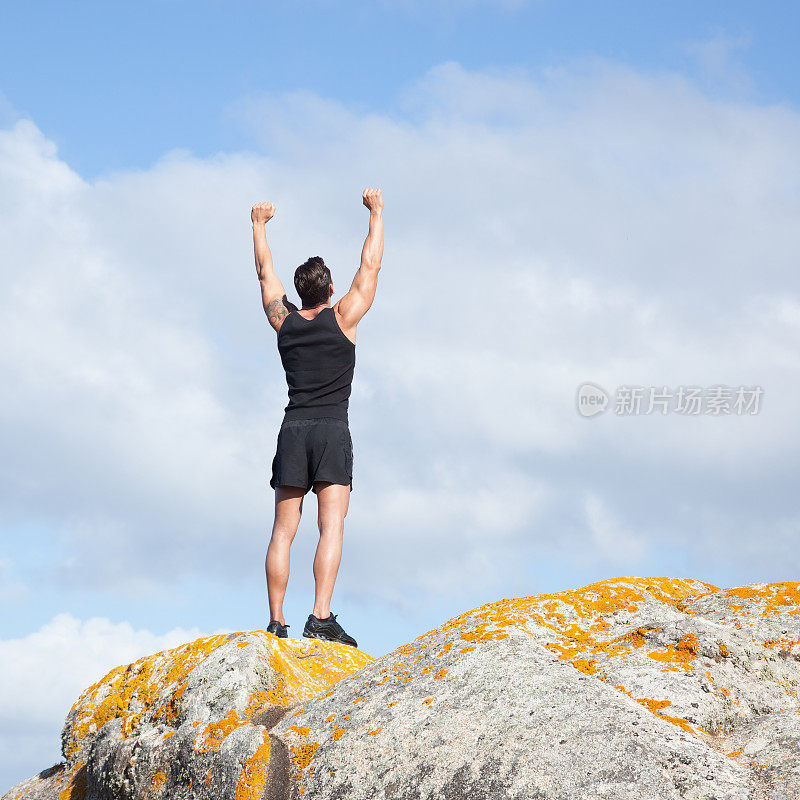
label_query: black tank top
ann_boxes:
[277,307,356,422]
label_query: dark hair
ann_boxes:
[294,256,332,307]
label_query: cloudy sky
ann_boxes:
[2,0,800,790]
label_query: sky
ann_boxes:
[2,0,800,791]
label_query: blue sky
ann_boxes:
[2,0,800,791]
[2,1,799,177]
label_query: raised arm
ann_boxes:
[251,201,296,333]
[335,188,383,337]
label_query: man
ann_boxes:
[251,187,383,648]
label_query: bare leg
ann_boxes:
[266,486,305,625]
[311,481,350,619]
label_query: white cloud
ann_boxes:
[584,492,646,564]
[0,614,208,791]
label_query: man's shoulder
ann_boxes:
[332,302,357,345]
[272,298,299,336]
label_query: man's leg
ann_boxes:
[266,485,305,625]
[311,481,350,618]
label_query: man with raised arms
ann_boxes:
[250,188,384,647]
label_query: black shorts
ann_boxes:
[270,418,353,495]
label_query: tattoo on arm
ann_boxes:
[266,297,290,330]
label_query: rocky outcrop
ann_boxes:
[3,631,371,800]
[4,577,800,799]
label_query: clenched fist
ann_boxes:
[362,187,383,213]
[251,201,276,225]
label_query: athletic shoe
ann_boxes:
[303,612,357,648]
[267,620,290,638]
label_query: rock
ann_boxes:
[3,630,371,800]
[4,577,800,799]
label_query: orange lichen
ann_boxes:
[368,727,382,735]
[460,626,510,643]
[636,697,672,714]
[160,681,188,726]
[53,577,800,798]
[612,626,662,649]
[332,728,346,740]
[722,583,800,617]
[660,713,701,734]
[630,696,705,734]
[153,771,166,790]
[401,578,796,744]
[435,578,716,650]
[284,724,321,792]
[64,634,232,758]
[325,714,336,723]
[647,634,699,673]
[63,632,372,763]
[58,762,87,800]
[235,730,271,800]
[291,742,320,772]
[198,710,248,753]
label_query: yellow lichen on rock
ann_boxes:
[234,730,271,800]
[9,577,800,800]
[377,577,799,743]
[64,633,232,758]
[62,632,372,765]
[253,637,371,713]
[722,582,800,616]
[284,725,321,794]
[197,710,248,752]
[57,761,87,800]
[647,633,699,673]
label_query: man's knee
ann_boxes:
[318,516,344,537]
[272,514,301,540]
